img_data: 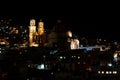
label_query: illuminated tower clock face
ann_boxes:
[30,19,36,26]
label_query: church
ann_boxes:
[28,18,80,50]
[29,19,47,47]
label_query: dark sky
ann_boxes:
[0,16,119,41]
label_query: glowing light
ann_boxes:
[78,56,80,59]
[106,71,109,74]
[109,71,112,74]
[98,71,100,74]
[67,30,72,37]
[101,71,104,74]
[108,63,112,67]
[114,53,117,58]
[15,30,19,34]
[113,71,117,74]
[37,64,45,70]
[70,39,79,50]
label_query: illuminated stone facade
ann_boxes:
[70,38,79,50]
[67,30,80,50]
[29,19,80,49]
[29,19,46,47]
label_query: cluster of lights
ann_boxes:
[59,56,66,59]
[98,70,117,74]
[28,63,48,70]
[71,56,80,59]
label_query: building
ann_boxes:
[29,19,80,50]
[29,19,47,47]
[67,30,80,50]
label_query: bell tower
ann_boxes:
[38,19,44,35]
[37,19,46,46]
[29,19,37,47]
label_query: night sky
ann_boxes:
[0,16,119,41]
